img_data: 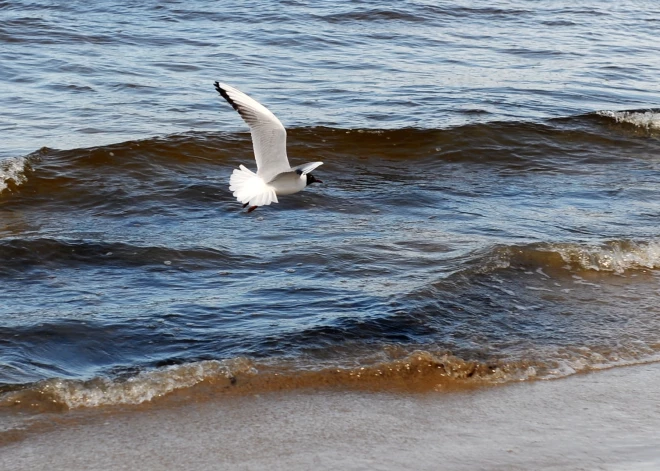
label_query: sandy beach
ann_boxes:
[2,362,659,471]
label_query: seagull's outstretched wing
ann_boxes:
[214,82,290,182]
[293,162,323,175]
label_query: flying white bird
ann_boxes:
[214,82,323,212]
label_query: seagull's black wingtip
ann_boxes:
[214,81,240,112]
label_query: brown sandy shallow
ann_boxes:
[2,362,660,471]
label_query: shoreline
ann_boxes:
[2,362,660,471]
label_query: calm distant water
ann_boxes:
[1,0,660,425]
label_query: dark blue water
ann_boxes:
[1,1,660,415]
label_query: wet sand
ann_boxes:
[2,363,660,471]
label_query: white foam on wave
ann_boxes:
[37,358,257,409]
[551,240,660,274]
[487,240,660,276]
[542,346,660,380]
[0,156,28,194]
[597,110,660,130]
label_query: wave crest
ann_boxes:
[4,346,660,411]
[550,240,660,273]
[3,358,256,410]
[491,240,660,275]
[0,156,28,194]
[0,353,520,410]
[597,110,660,130]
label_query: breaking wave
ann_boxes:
[596,110,660,130]
[486,239,660,275]
[3,346,660,411]
[0,156,28,194]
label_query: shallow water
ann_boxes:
[1,0,660,419]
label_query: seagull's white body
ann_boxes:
[214,82,323,211]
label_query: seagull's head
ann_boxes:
[306,173,323,186]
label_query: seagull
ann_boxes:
[214,82,323,213]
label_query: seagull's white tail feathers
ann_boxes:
[229,165,278,207]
